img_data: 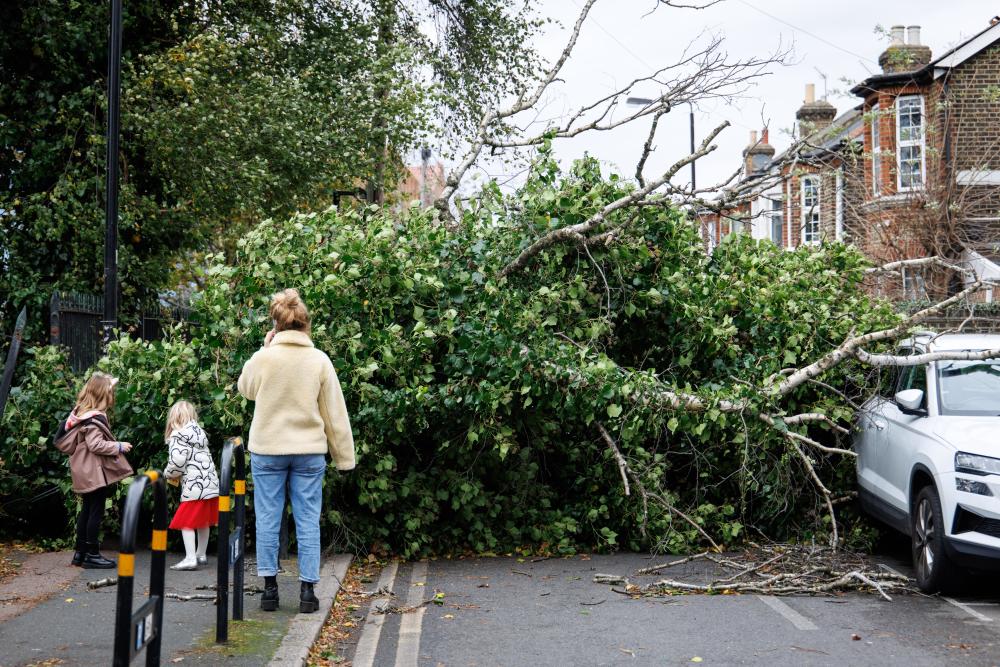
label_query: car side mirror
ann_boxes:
[895,388,927,416]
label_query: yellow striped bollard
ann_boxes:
[216,436,247,643]
[112,469,167,666]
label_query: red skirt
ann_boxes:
[169,498,220,530]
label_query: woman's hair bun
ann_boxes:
[270,288,311,333]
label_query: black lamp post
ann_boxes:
[102,0,123,343]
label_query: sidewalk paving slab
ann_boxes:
[0,549,349,667]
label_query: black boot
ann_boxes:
[81,543,115,569]
[261,576,279,611]
[71,540,85,567]
[300,581,319,613]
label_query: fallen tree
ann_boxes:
[4,0,998,559]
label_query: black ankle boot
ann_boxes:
[300,581,319,613]
[261,576,279,611]
[81,543,115,569]
[71,540,85,566]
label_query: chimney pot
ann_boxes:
[804,83,815,104]
[750,130,758,143]
[907,25,921,45]
[762,128,770,144]
[890,25,905,45]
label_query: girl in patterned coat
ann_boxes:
[163,400,220,570]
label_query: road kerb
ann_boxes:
[268,554,353,666]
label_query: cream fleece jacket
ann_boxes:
[237,330,356,470]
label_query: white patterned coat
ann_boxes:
[164,422,220,502]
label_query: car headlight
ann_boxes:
[955,452,1000,476]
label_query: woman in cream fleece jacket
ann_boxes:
[237,288,355,613]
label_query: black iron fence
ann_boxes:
[49,291,192,372]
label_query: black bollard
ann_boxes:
[112,470,167,667]
[216,437,247,643]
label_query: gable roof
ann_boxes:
[851,20,1000,96]
[933,20,1000,73]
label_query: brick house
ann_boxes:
[701,19,1000,300]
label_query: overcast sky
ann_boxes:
[464,0,995,192]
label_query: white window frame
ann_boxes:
[768,196,783,245]
[871,104,881,196]
[896,95,926,192]
[801,176,821,245]
[835,167,844,241]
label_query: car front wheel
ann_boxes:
[912,485,960,593]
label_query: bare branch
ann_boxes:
[856,347,1000,366]
[598,423,630,496]
[499,121,730,277]
[598,422,720,551]
[773,279,993,397]
[434,0,599,220]
[865,256,974,278]
[636,109,668,188]
[778,412,851,435]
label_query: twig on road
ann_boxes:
[635,551,710,575]
[87,577,118,590]
[165,592,217,602]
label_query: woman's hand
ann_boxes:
[264,329,276,348]
[119,442,133,453]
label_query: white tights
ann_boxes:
[181,527,210,561]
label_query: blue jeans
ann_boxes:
[251,453,325,583]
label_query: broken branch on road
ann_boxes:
[594,544,916,600]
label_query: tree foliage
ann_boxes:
[0,0,541,338]
[1,151,897,554]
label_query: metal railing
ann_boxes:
[113,470,167,666]
[216,436,247,643]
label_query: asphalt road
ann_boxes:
[338,551,1000,667]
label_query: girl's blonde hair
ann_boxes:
[270,288,311,334]
[165,400,199,442]
[75,372,117,415]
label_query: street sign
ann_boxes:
[230,527,243,567]
[130,597,160,658]
[0,306,27,419]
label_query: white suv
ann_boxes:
[855,332,1000,592]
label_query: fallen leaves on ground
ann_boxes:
[0,541,29,584]
[307,556,384,667]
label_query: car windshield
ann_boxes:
[937,357,1000,416]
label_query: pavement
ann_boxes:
[0,548,350,667]
[337,551,1000,667]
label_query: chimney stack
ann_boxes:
[743,128,774,176]
[880,23,932,74]
[796,83,837,138]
